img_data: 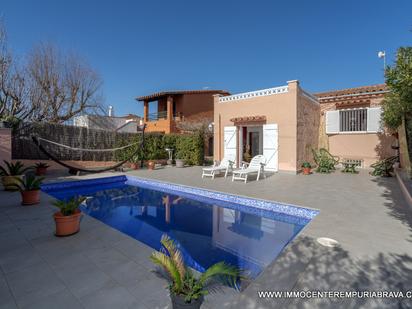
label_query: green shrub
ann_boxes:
[114,132,204,166]
[144,134,168,160]
[114,135,143,162]
[175,132,204,165]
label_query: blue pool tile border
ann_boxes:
[125,175,319,221]
[41,175,126,191]
[42,175,319,225]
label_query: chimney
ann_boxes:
[108,105,114,117]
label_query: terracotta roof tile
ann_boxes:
[315,84,388,103]
[230,115,267,123]
[136,90,230,101]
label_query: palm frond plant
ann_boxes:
[150,234,242,309]
[0,160,33,191]
[53,196,86,216]
[34,162,50,169]
[0,160,33,176]
[10,175,44,205]
[35,162,50,176]
[11,174,44,191]
[52,196,86,236]
[301,161,312,175]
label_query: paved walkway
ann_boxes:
[1,167,411,308]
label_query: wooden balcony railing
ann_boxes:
[146,111,182,122]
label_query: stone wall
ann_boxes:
[296,91,320,170]
[0,128,12,163]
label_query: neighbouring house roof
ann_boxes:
[115,120,139,132]
[136,90,230,101]
[119,114,141,119]
[314,84,389,107]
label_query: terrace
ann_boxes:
[136,90,229,134]
[1,167,411,308]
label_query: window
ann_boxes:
[326,107,382,134]
[339,108,367,132]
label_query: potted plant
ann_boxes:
[35,162,50,176]
[129,155,140,170]
[147,160,155,170]
[52,196,86,237]
[0,161,32,191]
[301,162,312,175]
[175,158,185,168]
[151,234,242,309]
[11,175,44,205]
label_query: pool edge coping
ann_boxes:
[42,173,320,220]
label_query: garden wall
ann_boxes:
[12,123,138,161]
[10,122,204,166]
[0,128,12,163]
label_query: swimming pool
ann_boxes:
[42,175,318,279]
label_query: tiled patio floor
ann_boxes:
[1,167,411,308]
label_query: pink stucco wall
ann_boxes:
[214,81,299,172]
[328,133,396,167]
[319,95,396,167]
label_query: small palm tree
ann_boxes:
[53,196,86,216]
[11,174,44,191]
[34,162,50,169]
[0,161,32,176]
[150,234,242,306]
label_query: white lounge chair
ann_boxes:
[232,155,266,183]
[202,157,235,179]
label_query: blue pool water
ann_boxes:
[42,176,318,280]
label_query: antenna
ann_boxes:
[378,51,386,71]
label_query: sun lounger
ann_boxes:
[202,157,235,179]
[232,155,266,183]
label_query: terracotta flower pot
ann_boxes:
[170,294,203,309]
[302,167,311,175]
[54,210,82,237]
[130,163,139,170]
[35,167,48,176]
[21,190,40,205]
[1,175,23,191]
[147,161,155,170]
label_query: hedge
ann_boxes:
[115,132,204,166]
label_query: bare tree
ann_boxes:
[175,112,213,135]
[28,43,104,123]
[0,21,32,124]
[0,21,104,125]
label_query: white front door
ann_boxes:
[263,124,278,171]
[223,126,237,162]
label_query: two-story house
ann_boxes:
[136,90,229,134]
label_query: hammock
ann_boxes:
[32,125,146,174]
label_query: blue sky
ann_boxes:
[1,0,411,116]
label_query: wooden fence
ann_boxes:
[12,123,139,161]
